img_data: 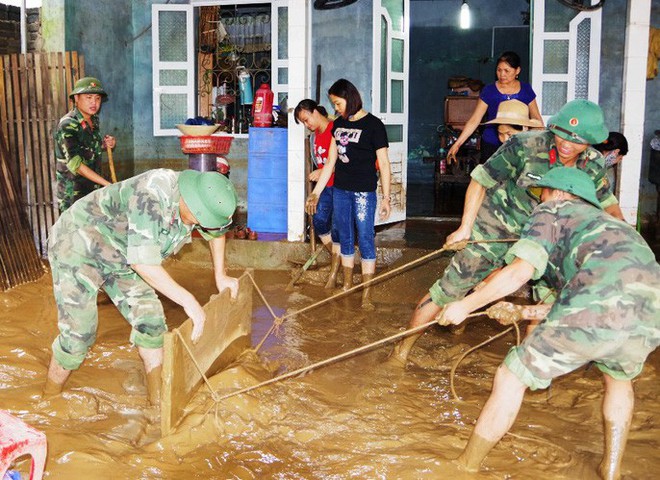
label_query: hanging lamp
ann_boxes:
[460,0,471,30]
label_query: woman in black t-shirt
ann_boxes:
[305,78,392,309]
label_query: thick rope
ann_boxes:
[168,238,520,420]
[448,325,516,402]
[448,290,555,402]
[175,308,487,406]
[252,238,518,353]
[214,311,486,402]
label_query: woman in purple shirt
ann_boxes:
[447,51,543,164]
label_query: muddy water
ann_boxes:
[0,259,657,479]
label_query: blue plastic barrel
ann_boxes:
[247,127,287,233]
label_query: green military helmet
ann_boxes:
[535,166,602,209]
[178,170,237,229]
[547,99,608,145]
[69,77,108,100]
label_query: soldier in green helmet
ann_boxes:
[440,167,660,480]
[388,99,626,367]
[54,76,117,212]
[43,169,239,406]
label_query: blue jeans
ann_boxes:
[313,186,339,243]
[332,188,377,261]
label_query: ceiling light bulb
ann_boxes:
[460,1,471,30]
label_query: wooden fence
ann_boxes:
[0,51,85,258]
[0,128,44,290]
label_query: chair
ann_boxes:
[0,410,47,480]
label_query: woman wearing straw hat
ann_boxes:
[482,99,543,145]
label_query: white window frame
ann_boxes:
[152,4,195,137]
[271,0,289,105]
[152,0,288,137]
[531,0,602,122]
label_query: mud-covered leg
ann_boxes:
[43,357,72,398]
[386,295,441,367]
[139,347,164,406]
[598,375,633,480]
[325,248,341,289]
[360,259,376,310]
[456,364,526,471]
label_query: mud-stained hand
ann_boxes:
[308,169,322,182]
[305,193,319,215]
[436,302,468,326]
[443,225,471,249]
[184,299,206,343]
[216,274,239,299]
[486,301,522,326]
[444,239,469,252]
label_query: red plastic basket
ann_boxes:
[179,135,233,154]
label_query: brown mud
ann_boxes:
[0,259,657,479]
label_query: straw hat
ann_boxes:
[483,100,543,128]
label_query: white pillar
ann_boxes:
[619,0,651,225]
[40,0,66,52]
[287,0,310,241]
[20,0,27,53]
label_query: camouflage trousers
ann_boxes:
[428,242,508,306]
[504,311,660,391]
[49,248,167,371]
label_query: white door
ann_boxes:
[531,0,603,122]
[372,0,409,224]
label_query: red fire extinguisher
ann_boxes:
[252,83,274,127]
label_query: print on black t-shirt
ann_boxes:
[332,113,389,192]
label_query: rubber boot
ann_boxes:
[42,378,65,399]
[341,266,354,291]
[598,420,631,480]
[146,365,162,406]
[455,432,499,473]
[360,273,375,310]
[325,253,341,289]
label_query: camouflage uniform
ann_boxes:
[54,107,104,212]
[48,169,227,370]
[502,199,660,390]
[429,129,618,305]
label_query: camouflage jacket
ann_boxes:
[49,169,226,270]
[54,107,103,211]
[469,129,618,261]
[505,199,660,329]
